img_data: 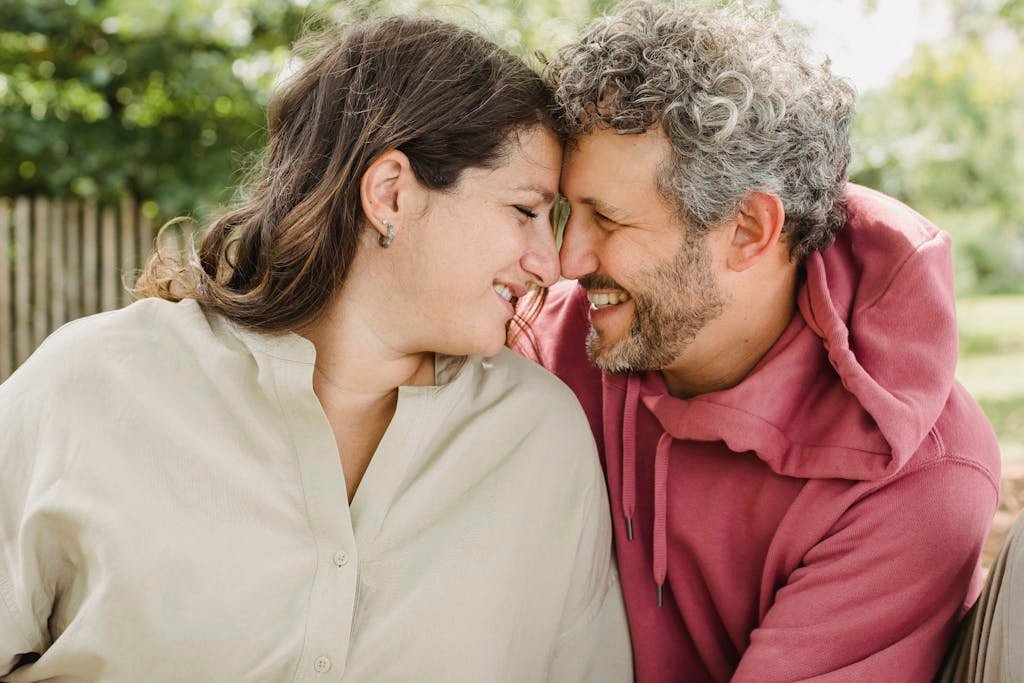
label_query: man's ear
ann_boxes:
[725,191,786,272]
[359,149,414,242]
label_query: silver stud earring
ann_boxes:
[379,219,395,248]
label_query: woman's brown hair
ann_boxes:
[135,16,557,337]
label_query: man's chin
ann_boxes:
[585,327,638,373]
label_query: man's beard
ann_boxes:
[582,231,726,373]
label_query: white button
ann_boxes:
[333,551,349,567]
[313,656,332,674]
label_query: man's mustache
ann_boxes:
[578,274,627,291]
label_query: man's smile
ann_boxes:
[586,289,633,310]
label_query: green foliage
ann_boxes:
[1001,0,1024,29]
[850,6,1024,294]
[0,0,319,218]
[3,0,1023,293]
[0,0,609,222]
[956,295,1024,461]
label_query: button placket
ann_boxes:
[272,357,359,681]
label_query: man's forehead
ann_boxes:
[571,124,668,152]
[562,130,667,196]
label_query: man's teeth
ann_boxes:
[587,290,631,308]
[494,284,513,302]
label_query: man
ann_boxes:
[520,2,1001,680]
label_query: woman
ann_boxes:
[939,512,1024,682]
[0,17,632,682]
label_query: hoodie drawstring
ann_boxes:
[653,431,672,606]
[622,374,640,541]
[621,373,673,607]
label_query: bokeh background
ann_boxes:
[2,0,1023,555]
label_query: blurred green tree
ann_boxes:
[998,0,1024,28]
[849,1,1024,293]
[3,0,1022,292]
[0,0,612,220]
[0,0,310,218]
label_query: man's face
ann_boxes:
[559,127,726,372]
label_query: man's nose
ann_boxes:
[558,212,599,281]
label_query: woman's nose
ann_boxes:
[520,226,560,288]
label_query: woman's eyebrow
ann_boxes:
[512,185,556,203]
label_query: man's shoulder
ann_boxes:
[926,381,1002,487]
[842,183,948,253]
[518,281,591,365]
[515,281,604,400]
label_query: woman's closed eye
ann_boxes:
[514,205,539,220]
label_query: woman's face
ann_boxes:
[395,126,562,358]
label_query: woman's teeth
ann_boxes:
[494,284,513,302]
[588,290,631,309]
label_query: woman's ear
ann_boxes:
[725,191,786,272]
[359,149,413,243]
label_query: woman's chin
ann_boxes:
[431,328,507,359]
[469,334,508,359]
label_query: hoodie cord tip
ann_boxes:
[625,517,634,541]
[656,583,663,607]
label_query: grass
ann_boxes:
[956,295,1024,462]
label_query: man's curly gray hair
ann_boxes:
[546,0,856,261]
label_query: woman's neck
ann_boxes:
[298,294,435,502]
[299,301,436,401]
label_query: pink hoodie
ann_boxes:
[521,185,1001,682]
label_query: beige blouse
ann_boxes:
[0,298,631,682]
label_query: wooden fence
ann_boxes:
[0,196,188,383]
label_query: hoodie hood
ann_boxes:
[795,184,958,476]
[637,183,958,483]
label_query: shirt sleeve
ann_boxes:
[732,459,998,683]
[0,365,57,676]
[546,461,634,682]
[1001,517,1024,681]
[940,511,1024,682]
[0,589,35,676]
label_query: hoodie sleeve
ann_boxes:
[732,457,998,683]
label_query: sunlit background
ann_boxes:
[1,0,1022,501]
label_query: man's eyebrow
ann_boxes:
[579,197,635,221]
[512,185,556,204]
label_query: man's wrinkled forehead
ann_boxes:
[560,127,672,205]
